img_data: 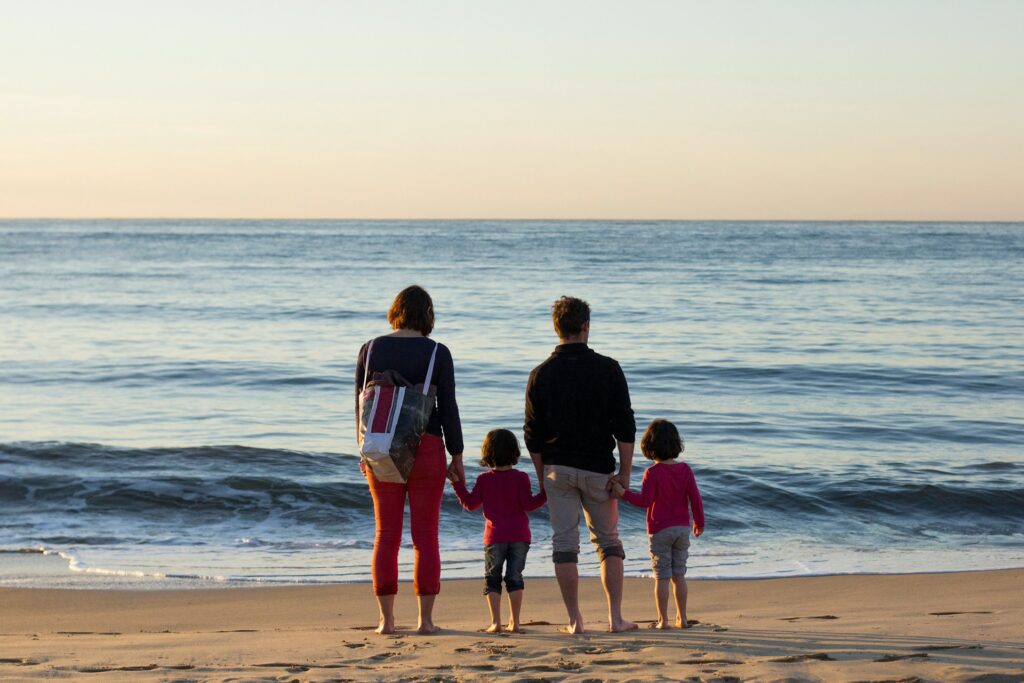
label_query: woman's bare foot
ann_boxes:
[484,623,502,633]
[416,622,441,635]
[376,618,396,635]
[609,618,638,633]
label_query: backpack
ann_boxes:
[357,340,438,483]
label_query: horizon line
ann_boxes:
[2,216,1023,224]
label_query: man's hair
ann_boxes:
[388,285,434,336]
[640,419,685,462]
[551,296,590,339]
[480,428,521,468]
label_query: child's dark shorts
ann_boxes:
[483,542,530,594]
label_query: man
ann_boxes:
[524,296,637,633]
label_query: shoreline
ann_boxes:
[2,569,1021,681]
[5,548,1024,591]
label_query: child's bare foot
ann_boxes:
[484,623,502,633]
[416,622,441,635]
[376,618,396,635]
[609,618,638,633]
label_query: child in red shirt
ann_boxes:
[450,429,546,633]
[611,419,704,629]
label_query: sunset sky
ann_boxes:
[2,1,1022,220]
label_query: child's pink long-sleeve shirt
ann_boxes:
[452,469,547,544]
[621,460,704,535]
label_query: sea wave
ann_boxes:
[3,442,1021,537]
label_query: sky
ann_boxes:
[2,1,1023,220]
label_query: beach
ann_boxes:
[2,569,1021,682]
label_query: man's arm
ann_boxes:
[530,451,545,492]
[524,368,548,489]
[614,440,634,490]
[609,361,636,489]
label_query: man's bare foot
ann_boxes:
[651,619,672,629]
[484,623,502,633]
[416,622,441,635]
[376,619,396,635]
[609,618,638,633]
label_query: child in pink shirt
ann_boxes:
[450,428,546,633]
[611,419,704,629]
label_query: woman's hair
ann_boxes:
[551,296,590,339]
[388,285,434,335]
[640,419,685,461]
[480,428,521,468]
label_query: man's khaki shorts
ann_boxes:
[544,464,625,564]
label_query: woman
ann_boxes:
[355,285,464,634]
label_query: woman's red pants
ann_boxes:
[366,434,446,596]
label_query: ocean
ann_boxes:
[1,220,1022,588]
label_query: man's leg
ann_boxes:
[553,562,583,634]
[544,466,585,633]
[580,470,637,632]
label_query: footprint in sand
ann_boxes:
[874,652,929,662]
[366,652,397,662]
[255,662,310,672]
[561,645,612,655]
[512,659,585,675]
[769,653,834,662]
[478,642,516,655]
[78,665,159,673]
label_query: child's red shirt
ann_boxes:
[452,469,546,544]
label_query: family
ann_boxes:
[355,286,705,636]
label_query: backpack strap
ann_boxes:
[362,340,376,392]
[422,341,438,395]
[363,338,437,395]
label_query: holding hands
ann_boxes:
[608,478,627,498]
[447,454,464,483]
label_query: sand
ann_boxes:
[1,569,1022,682]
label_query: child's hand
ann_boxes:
[609,480,625,498]
[692,523,703,538]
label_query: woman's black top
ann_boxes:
[355,335,464,456]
